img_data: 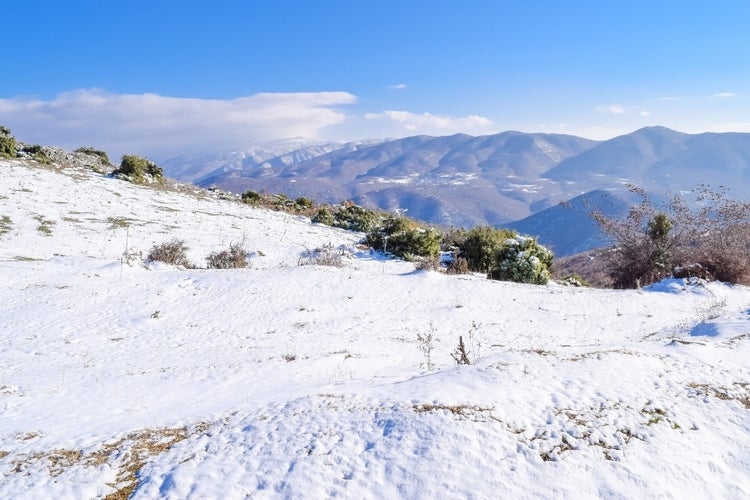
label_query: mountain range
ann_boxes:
[160,127,750,256]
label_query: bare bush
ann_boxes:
[148,239,190,267]
[298,243,346,267]
[206,242,249,269]
[445,255,470,275]
[451,336,471,365]
[414,255,441,271]
[593,185,750,287]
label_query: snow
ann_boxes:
[1,158,750,498]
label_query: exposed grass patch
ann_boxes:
[412,403,496,419]
[34,215,55,236]
[5,423,210,500]
[688,382,750,409]
[155,205,180,213]
[0,215,12,235]
[107,216,136,229]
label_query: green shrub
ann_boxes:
[206,242,248,269]
[21,144,52,164]
[365,216,442,259]
[312,207,335,226]
[241,190,262,206]
[295,197,313,209]
[332,203,381,232]
[0,126,17,159]
[75,146,111,165]
[488,236,553,284]
[458,226,516,273]
[113,154,164,184]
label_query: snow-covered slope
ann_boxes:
[1,157,749,499]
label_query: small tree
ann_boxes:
[647,213,673,274]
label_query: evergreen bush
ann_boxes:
[113,155,164,184]
[0,126,17,159]
[311,207,335,226]
[457,226,516,273]
[20,144,52,164]
[365,216,441,259]
[489,236,553,284]
[241,190,262,206]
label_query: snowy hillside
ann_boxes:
[1,157,750,499]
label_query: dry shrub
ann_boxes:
[414,255,441,271]
[206,242,248,269]
[594,185,750,287]
[298,243,346,267]
[148,239,190,267]
[445,255,470,275]
[552,250,613,288]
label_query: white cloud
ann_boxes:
[0,89,357,159]
[640,111,652,117]
[364,110,493,135]
[712,92,737,98]
[388,83,407,90]
[596,104,626,115]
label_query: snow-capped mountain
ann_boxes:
[158,138,382,184]
[162,131,597,228]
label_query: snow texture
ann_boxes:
[1,158,749,498]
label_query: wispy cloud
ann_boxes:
[712,92,737,98]
[388,83,407,90]
[596,104,626,115]
[0,89,357,159]
[364,110,493,134]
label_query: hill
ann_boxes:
[508,189,635,256]
[1,153,750,498]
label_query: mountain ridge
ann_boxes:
[160,126,750,256]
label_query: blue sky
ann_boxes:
[3,0,750,158]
